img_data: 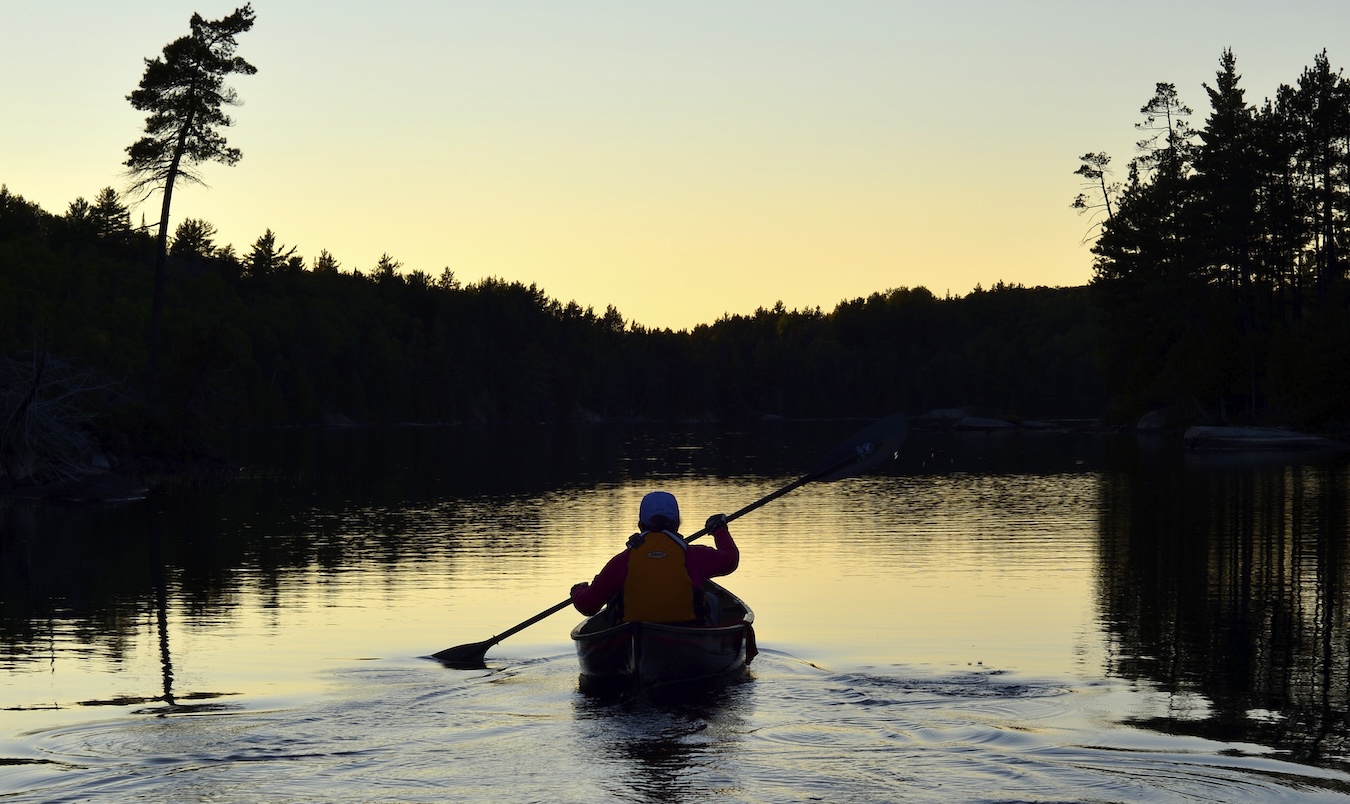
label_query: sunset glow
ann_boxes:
[4,1,1348,330]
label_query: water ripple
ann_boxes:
[7,656,1350,803]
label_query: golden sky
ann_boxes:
[4,1,1348,331]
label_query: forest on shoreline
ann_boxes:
[6,45,1350,489]
[0,182,1103,487]
[1080,49,1350,431]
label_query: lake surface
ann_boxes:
[5,421,1350,802]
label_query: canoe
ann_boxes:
[570,581,756,692]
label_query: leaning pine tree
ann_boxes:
[125,4,256,378]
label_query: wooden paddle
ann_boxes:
[431,413,909,668]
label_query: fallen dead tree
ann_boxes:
[0,342,121,487]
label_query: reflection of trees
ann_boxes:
[0,503,159,659]
[1097,441,1350,769]
[1,423,855,667]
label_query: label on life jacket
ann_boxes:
[622,530,697,623]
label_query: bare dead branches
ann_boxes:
[0,341,122,485]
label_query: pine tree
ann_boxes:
[125,5,256,377]
[1286,51,1350,306]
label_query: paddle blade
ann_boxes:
[809,413,909,482]
[431,638,497,669]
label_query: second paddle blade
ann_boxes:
[809,413,908,482]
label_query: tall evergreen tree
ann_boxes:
[1254,87,1312,317]
[245,229,298,277]
[170,218,218,259]
[1191,50,1269,415]
[1096,83,1200,288]
[1134,82,1197,179]
[124,5,256,377]
[312,250,341,274]
[1286,51,1350,306]
[1090,82,1210,418]
[374,253,403,282]
[89,187,131,240]
[1194,51,1261,292]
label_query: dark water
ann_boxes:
[4,422,1350,802]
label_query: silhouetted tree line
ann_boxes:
[1079,49,1350,426]
[0,182,1103,479]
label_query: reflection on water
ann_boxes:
[10,651,1350,804]
[1099,439,1350,769]
[4,423,1350,801]
[572,677,755,800]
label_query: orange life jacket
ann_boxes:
[622,530,698,623]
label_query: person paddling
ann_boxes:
[570,491,738,625]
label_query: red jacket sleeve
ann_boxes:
[571,550,628,615]
[686,526,739,587]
